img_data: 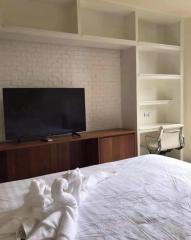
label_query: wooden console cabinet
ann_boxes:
[0,129,137,182]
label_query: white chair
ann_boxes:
[145,126,185,154]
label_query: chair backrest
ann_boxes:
[159,126,184,151]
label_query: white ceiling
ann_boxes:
[110,0,191,17]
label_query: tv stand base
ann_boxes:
[41,138,54,142]
[72,132,81,137]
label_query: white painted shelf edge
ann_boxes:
[139,123,184,133]
[138,74,181,80]
[0,26,136,49]
[0,27,182,51]
[139,100,172,106]
[138,41,180,52]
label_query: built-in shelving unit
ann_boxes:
[0,0,184,159]
[121,10,183,159]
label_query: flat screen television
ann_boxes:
[3,88,86,141]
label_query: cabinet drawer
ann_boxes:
[99,133,137,163]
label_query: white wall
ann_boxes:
[0,40,122,140]
[184,18,191,161]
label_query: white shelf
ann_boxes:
[139,100,172,106]
[139,123,184,133]
[138,74,181,80]
[0,29,180,52]
[138,41,180,53]
[0,27,136,49]
[0,26,78,43]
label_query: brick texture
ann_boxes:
[0,40,122,140]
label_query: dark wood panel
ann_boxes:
[99,133,136,163]
[55,143,71,172]
[2,139,99,182]
[5,145,60,181]
[83,139,99,166]
[0,152,8,182]
[74,139,99,168]
[99,137,113,163]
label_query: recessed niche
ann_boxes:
[80,1,136,40]
[138,14,180,46]
[0,0,78,33]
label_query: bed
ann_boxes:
[1,154,191,239]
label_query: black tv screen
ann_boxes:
[3,88,86,140]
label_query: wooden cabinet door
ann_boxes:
[99,134,137,163]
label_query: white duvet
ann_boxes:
[1,154,191,239]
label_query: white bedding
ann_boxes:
[1,154,191,239]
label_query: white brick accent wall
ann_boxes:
[0,40,122,140]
